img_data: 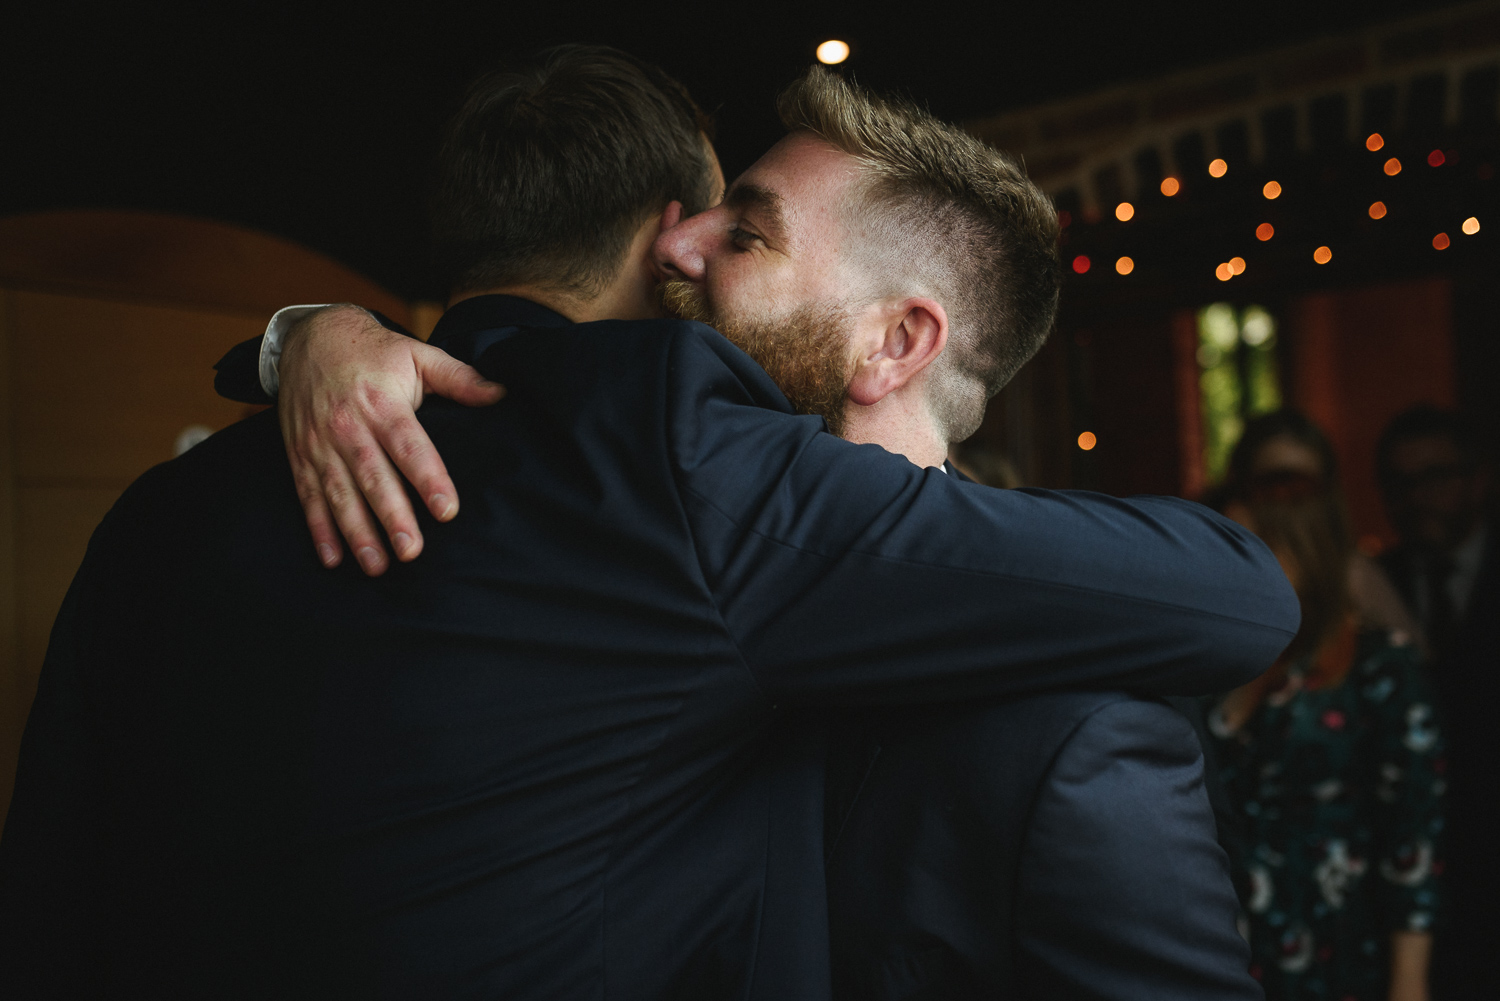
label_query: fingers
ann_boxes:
[415,343,505,409]
[320,451,392,577]
[374,410,460,524]
[328,404,426,565]
[292,463,345,569]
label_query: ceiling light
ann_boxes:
[816,40,850,65]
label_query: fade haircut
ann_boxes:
[777,67,1061,441]
[433,45,718,297]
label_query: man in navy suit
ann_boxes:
[0,48,1292,998]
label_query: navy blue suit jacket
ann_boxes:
[826,692,1260,1000]
[0,296,1297,999]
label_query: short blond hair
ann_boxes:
[778,67,1060,440]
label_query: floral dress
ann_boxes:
[1210,631,1445,1001]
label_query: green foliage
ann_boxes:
[1198,304,1281,483]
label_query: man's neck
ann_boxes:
[447,285,596,324]
[841,397,948,469]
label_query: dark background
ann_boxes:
[0,1,1474,301]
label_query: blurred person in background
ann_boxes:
[1375,406,1498,1000]
[1211,410,1444,1001]
[1214,410,1420,641]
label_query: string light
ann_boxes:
[1257,222,1275,241]
[1115,201,1135,222]
[816,40,850,64]
[1384,158,1402,176]
[1433,232,1450,250]
[1428,149,1446,167]
[1366,133,1385,151]
[1072,255,1091,274]
[1369,201,1388,219]
[1215,263,1233,281]
[1077,432,1097,451]
[1463,217,1481,235]
[1263,180,1282,199]
[1209,158,1228,178]
[1115,256,1134,275]
[1229,257,1246,275]
[1160,177,1180,196]
[1313,246,1333,264]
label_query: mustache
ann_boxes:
[657,280,714,325]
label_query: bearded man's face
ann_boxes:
[658,279,853,437]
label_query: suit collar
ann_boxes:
[428,295,572,362]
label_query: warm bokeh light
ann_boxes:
[816,40,850,64]
[1384,157,1402,176]
[1072,255,1091,274]
[1209,158,1228,178]
[1256,222,1275,241]
[1433,232,1450,250]
[1229,256,1246,275]
[1366,133,1385,151]
[1160,177,1180,196]
[1369,200,1388,219]
[1463,216,1481,235]
[1115,256,1134,275]
[1115,201,1135,222]
[1077,432,1097,451]
[1313,246,1333,264]
[1428,149,1445,167]
[1215,262,1233,281]
[1262,180,1282,199]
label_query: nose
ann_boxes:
[653,204,715,283]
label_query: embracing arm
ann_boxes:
[213,305,504,574]
[668,328,1300,702]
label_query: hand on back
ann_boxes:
[278,305,505,576]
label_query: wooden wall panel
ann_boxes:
[1,290,268,823]
[1287,278,1455,546]
[10,292,260,484]
[0,292,17,817]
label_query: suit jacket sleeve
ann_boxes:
[1013,700,1261,1001]
[666,325,1300,705]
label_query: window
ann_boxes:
[1198,303,1281,482]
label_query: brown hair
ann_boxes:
[776,67,1061,440]
[433,45,718,298]
[1227,411,1354,669]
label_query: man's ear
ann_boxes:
[846,298,949,407]
[659,201,684,233]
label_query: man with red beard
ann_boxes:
[3,49,1289,998]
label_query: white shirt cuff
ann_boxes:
[259,304,334,398]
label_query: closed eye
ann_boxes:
[728,225,763,250]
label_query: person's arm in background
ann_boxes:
[1013,699,1261,1000]
[1365,647,1444,1001]
[213,305,503,574]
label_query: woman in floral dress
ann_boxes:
[1211,411,1444,1001]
